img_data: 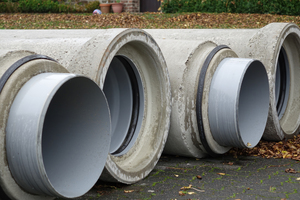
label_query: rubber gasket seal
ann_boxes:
[196,45,230,157]
[111,56,140,155]
[0,54,57,94]
[276,48,287,114]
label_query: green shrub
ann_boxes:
[18,0,60,12]
[84,0,99,12]
[0,2,19,12]
[161,0,300,15]
[0,0,100,13]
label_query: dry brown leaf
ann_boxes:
[178,191,185,196]
[285,168,298,174]
[124,190,134,193]
[196,175,202,179]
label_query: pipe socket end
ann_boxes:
[6,73,111,198]
[209,58,269,149]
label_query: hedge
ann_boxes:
[0,0,99,13]
[161,0,300,15]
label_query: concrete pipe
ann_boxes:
[146,22,300,141]
[142,38,269,158]
[0,51,111,200]
[0,29,172,183]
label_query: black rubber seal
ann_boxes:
[111,56,140,155]
[0,54,57,94]
[196,45,230,157]
[276,48,288,114]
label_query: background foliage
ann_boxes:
[0,0,99,13]
[161,0,300,15]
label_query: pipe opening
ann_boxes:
[277,32,300,135]
[237,60,270,147]
[209,58,269,148]
[275,47,290,119]
[104,55,144,156]
[6,73,110,198]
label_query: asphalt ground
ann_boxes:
[66,155,300,200]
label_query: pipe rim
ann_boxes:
[0,54,57,93]
[196,45,230,156]
[201,48,238,155]
[94,29,171,183]
[273,25,300,137]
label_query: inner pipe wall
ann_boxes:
[0,29,171,184]
[145,23,300,140]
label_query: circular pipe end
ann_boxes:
[208,58,269,148]
[6,73,111,198]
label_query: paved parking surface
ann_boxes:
[68,155,300,200]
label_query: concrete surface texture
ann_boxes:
[58,155,300,200]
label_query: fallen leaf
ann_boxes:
[124,190,134,193]
[196,175,202,179]
[187,191,195,194]
[296,177,300,181]
[148,190,155,193]
[218,173,226,176]
[174,174,179,177]
[285,168,298,173]
[178,191,185,196]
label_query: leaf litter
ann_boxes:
[228,135,300,161]
[1,12,300,29]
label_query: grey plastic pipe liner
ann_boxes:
[208,58,269,148]
[146,22,300,141]
[143,38,269,158]
[0,51,111,200]
[0,29,172,184]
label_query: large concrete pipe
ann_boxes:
[0,51,111,199]
[0,29,171,183]
[146,22,300,141]
[137,38,269,158]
